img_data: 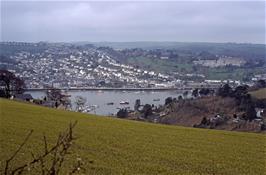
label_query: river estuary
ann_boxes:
[28,90,187,116]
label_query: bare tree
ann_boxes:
[75,96,87,112]
[134,99,141,111]
[182,91,188,99]
[46,88,71,109]
[3,121,85,175]
[61,97,72,110]
[46,88,64,102]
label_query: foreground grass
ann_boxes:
[0,99,265,175]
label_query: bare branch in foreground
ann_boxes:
[3,121,84,175]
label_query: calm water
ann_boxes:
[28,90,187,116]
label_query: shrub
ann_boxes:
[165,97,173,105]
[117,109,128,118]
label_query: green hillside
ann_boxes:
[0,99,265,175]
[250,88,266,99]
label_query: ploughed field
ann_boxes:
[0,99,265,174]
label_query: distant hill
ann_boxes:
[88,41,266,60]
[1,99,265,174]
[0,42,48,56]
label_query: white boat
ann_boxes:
[81,105,99,113]
[90,105,99,108]
[119,101,129,105]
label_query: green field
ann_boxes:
[0,99,265,174]
[250,88,266,99]
[126,56,194,75]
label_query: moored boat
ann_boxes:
[119,101,129,105]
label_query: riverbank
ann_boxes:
[26,86,219,91]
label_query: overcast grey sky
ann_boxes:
[1,1,265,43]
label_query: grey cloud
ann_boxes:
[1,1,265,43]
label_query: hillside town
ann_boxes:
[0,42,179,89]
[1,42,265,90]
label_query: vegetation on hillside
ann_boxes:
[0,70,25,98]
[122,83,266,132]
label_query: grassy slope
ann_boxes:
[0,99,265,175]
[250,88,266,99]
